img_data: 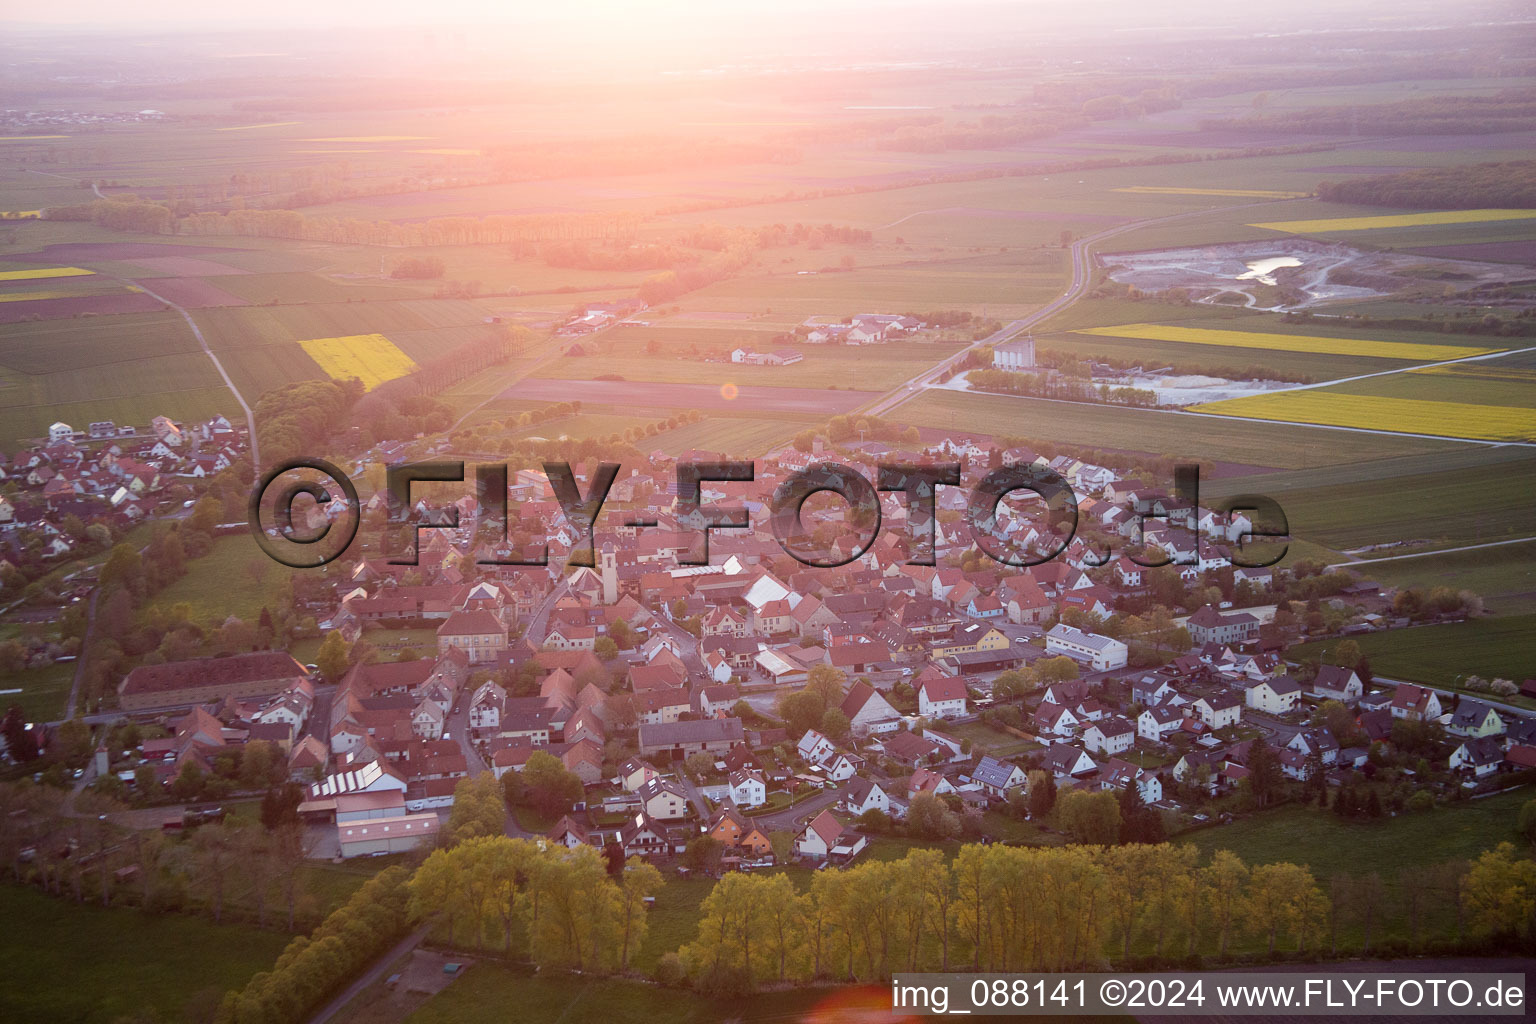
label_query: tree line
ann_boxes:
[408,835,663,972]
[671,839,1536,994]
[1316,160,1536,210]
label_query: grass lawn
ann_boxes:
[0,884,288,1024]
[1,659,74,723]
[147,534,303,632]
[1290,616,1536,699]
[406,964,886,1024]
[1181,785,1534,877]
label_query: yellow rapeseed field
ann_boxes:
[1072,323,1502,362]
[1250,208,1536,233]
[1192,391,1536,442]
[0,290,75,303]
[298,334,418,391]
[0,266,94,282]
[1114,186,1310,199]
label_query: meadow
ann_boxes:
[1341,541,1536,615]
[1289,616,1536,691]
[1204,448,1536,554]
[0,884,288,1024]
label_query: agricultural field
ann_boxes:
[1182,785,1535,880]
[898,389,1463,471]
[1289,616,1536,694]
[1072,323,1503,363]
[1251,208,1536,234]
[1204,447,1536,554]
[531,340,966,391]
[1191,390,1536,442]
[298,333,419,391]
[1340,540,1536,615]
[0,885,287,1024]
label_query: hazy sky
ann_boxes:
[4,0,1355,30]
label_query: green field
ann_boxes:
[0,310,236,446]
[1,659,74,724]
[532,340,965,390]
[0,884,287,1024]
[1205,449,1536,553]
[146,534,308,632]
[405,966,879,1024]
[898,389,1462,470]
[1290,616,1536,691]
[1339,541,1536,615]
[1183,786,1534,877]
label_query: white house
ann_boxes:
[839,775,891,817]
[1083,716,1135,757]
[1193,693,1243,730]
[797,729,836,764]
[1245,675,1302,715]
[1045,623,1128,672]
[1311,664,1364,703]
[971,755,1027,797]
[1137,704,1183,744]
[917,675,969,719]
[728,769,768,809]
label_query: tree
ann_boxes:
[315,631,350,682]
[1055,789,1120,846]
[684,835,725,874]
[1026,770,1056,818]
[1463,842,1536,937]
[259,782,304,831]
[1,705,39,762]
[1329,638,1363,670]
[1203,850,1249,957]
[1246,734,1282,808]
[820,708,850,741]
[447,773,506,845]
[519,752,584,820]
[617,858,663,970]
[1517,799,1536,849]
[905,791,961,840]
[594,637,619,661]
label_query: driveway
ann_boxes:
[754,787,840,833]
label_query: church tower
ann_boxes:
[599,542,618,605]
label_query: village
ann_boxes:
[3,425,1526,878]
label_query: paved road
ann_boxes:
[753,787,840,833]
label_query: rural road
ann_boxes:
[1325,535,1536,570]
[857,198,1302,423]
[125,278,262,471]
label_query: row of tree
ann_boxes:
[1316,160,1536,210]
[675,840,1536,992]
[214,865,411,1024]
[408,836,662,972]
